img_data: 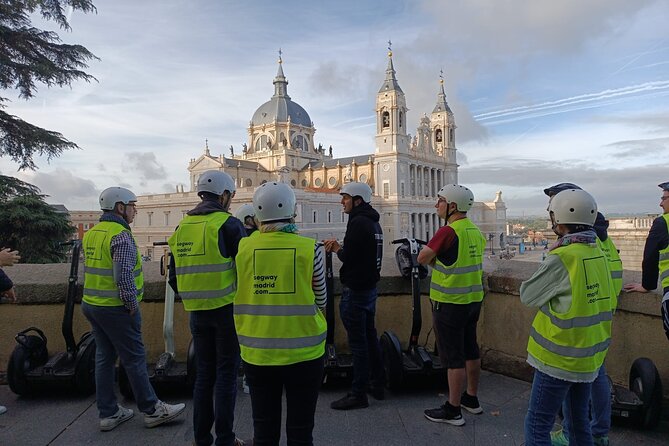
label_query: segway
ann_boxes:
[323,248,353,382]
[118,242,195,398]
[379,238,444,389]
[7,240,96,395]
[610,357,663,429]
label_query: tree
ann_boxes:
[0,174,74,263]
[0,0,98,170]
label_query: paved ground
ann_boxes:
[1,371,667,445]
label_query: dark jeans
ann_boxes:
[244,356,324,446]
[339,287,385,395]
[562,365,610,440]
[190,304,240,446]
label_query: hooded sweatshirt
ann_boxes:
[337,202,383,290]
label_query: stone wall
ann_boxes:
[1,259,667,399]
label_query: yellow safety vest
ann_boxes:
[234,232,326,366]
[83,221,144,306]
[659,214,669,291]
[527,242,613,379]
[167,212,236,311]
[596,237,622,306]
[430,218,486,304]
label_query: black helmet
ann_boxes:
[543,182,582,197]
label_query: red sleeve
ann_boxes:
[427,226,456,256]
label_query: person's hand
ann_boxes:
[0,248,20,267]
[1,287,16,302]
[623,283,648,293]
[323,239,341,253]
[128,308,137,316]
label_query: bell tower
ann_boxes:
[375,42,410,154]
[430,71,458,184]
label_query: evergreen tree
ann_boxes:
[0,0,98,170]
[0,174,74,263]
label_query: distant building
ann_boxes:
[69,210,102,240]
[131,49,507,260]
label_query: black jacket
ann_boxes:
[642,215,669,293]
[337,202,383,290]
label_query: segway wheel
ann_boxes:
[7,335,48,395]
[118,364,134,399]
[629,357,663,429]
[380,332,403,390]
[74,336,96,395]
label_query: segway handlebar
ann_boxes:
[391,238,427,245]
[153,241,169,246]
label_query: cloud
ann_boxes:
[607,137,669,158]
[121,152,167,180]
[14,169,99,209]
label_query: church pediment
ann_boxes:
[189,154,224,172]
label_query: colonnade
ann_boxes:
[408,164,450,198]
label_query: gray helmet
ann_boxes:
[437,184,474,212]
[658,182,669,191]
[548,189,597,226]
[197,170,236,196]
[234,203,255,221]
[340,182,372,203]
[543,182,582,197]
[99,187,137,211]
[253,182,296,223]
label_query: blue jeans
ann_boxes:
[562,365,610,440]
[190,304,240,446]
[81,302,158,418]
[525,369,593,446]
[339,287,384,395]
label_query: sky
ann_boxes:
[1,0,668,216]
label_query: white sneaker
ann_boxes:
[144,400,186,428]
[100,405,134,431]
[0,405,7,415]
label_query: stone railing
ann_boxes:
[1,259,666,398]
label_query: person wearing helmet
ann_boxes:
[82,187,185,432]
[521,189,614,446]
[234,203,259,236]
[624,182,669,341]
[234,182,327,445]
[544,184,621,446]
[418,184,486,426]
[167,170,247,446]
[324,181,385,410]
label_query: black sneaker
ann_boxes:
[367,386,385,401]
[330,393,369,410]
[424,402,465,426]
[460,392,483,414]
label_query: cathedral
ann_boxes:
[132,49,507,260]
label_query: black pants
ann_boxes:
[243,356,324,446]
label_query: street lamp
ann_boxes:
[488,233,495,255]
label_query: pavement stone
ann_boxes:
[0,371,667,445]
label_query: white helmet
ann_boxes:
[340,182,372,203]
[437,184,474,212]
[99,187,137,210]
[234,203,255,221]
[197,170,236,196]
[253,182,296,223]
[548,189,597,226]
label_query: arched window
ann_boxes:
[382,111,390,128]
[399,111,403,128]
[292,135,308,151]
[435,129,443,142]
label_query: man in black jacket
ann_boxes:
[325,182,384,410]
[624,181,669,339]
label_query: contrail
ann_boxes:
[474,80,669,121]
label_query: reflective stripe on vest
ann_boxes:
[82,221,144,307]
[527,242,613,376]
[429,218,486,304]
[167,212,236,311]
[234,232,327,366]
[659,214,669,290]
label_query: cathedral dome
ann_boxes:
[251,58,312,127]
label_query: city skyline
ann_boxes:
[1,0,668,216]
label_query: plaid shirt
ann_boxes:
[102,213,139,312]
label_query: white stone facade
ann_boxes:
[131,50,507,261]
